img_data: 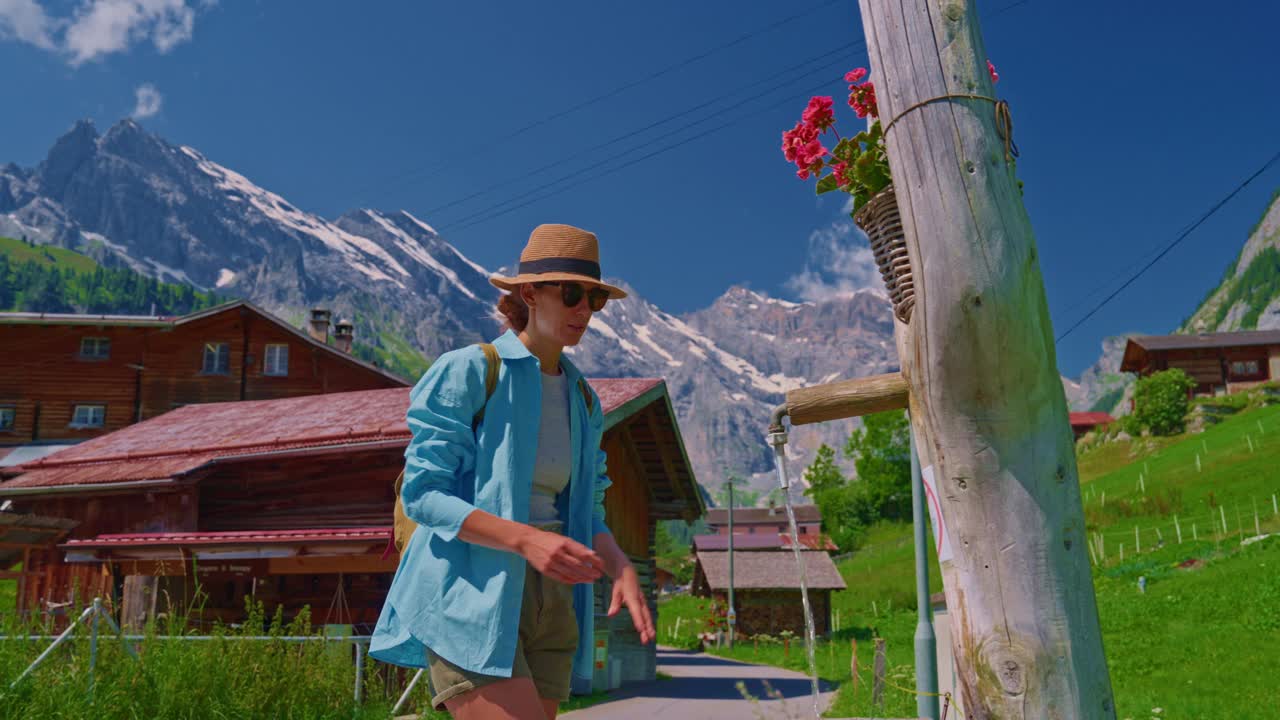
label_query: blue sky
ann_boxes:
[2,0,1278,376]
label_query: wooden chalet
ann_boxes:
[1120,330,1280,396]
[705,504,823,537]
[692,550,846,637]
[0,378,702,690]
[0,301,407,459]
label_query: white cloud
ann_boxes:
[784,219,886,302]
[0,0,56,49]
[64,0,195,65]
[0,0,202,65]
[131,82,161,118]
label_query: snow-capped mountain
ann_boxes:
[0,119,500,358]
[2,118,907,499]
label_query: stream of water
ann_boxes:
[770,431,822,718]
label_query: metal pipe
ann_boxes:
[353,639,365,704]
[392,668,426,716]
[770,403,789,433]
[89,597,101,696]
[727,477,735,648]
[9,604,97,689]
[0,479,176,498]
[910,426,940,719]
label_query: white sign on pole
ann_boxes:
[921,465,954,563]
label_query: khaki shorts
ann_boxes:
[426,562,579,711]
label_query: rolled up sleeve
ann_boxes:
[400,349,486,543]
[588,395,614,539]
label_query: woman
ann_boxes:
[370,223,655,720]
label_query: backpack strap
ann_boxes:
[389,342,502,558]
[578,377,593,416]
[473,342,501,428]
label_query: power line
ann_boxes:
[423,40,861,220]
[438,76,841,234]
[354,0,845,202]
[436,52,862,229]
[427,0,1034,232]
[1055,148,1280,343]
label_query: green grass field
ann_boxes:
[658,403,1280,718]
[0,236,99,274]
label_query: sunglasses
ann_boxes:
[534,281,610,312]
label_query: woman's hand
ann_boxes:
[608,565,655,644]
[518,529,606,585]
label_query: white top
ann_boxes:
[529,370,571,527]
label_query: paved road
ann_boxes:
[561,646,840,720]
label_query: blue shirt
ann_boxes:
[369,330,613,688]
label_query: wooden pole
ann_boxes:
[872,637,887,709]
[851,637,859,696]
[855,0,1115,716]
[785,372,908,426]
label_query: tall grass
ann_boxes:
[0,591,436,719]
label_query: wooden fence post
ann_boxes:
[851,637,859,696]
[872,637,886,710]
[855,0,1115,715]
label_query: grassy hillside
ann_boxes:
[0,235,224,315]
[659,403,1280,718]
[1182,189,1280,332]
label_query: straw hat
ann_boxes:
[489,223,628,299]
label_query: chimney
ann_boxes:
[308,308,332,343]
[333,318,354,353]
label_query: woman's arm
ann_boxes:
[595,530,655,644]
[458,510,604,585]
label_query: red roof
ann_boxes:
[1069,412,1115,428]
[63,527,391,550]
[1,378,667,490]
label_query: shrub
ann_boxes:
[1132,369,1196,436]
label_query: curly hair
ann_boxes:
[497,290,529,332]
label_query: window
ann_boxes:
[0,406,14,431]
[202,342,230,374]
[264,344,289,376]
[79,337,110,359]
[1229,360,1262,379]
[71,404,105,428]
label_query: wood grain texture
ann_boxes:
[785,372,909,425]
[856,0,1115,716]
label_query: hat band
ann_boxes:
[518,257,601,280]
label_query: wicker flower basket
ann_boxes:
[853,184,915,324]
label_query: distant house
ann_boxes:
[692,550,846,637]
[1069,412,1115,440]
[0,377,702,693]
[1120,330,1280,397]
[0,301,408,465]
[692,532,838,552]
[704,504,822,537]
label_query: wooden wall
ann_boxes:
[198,447,401,530]
[712,589,832,638]
[1150,344,1279,395]
[0,306,404,445]
[11,487,196,615]
[0,323,150,441]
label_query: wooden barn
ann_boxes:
[0,377,701,690]
[691,550,846,637]
[0,300,407,461]
[1120,330,1280,397]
